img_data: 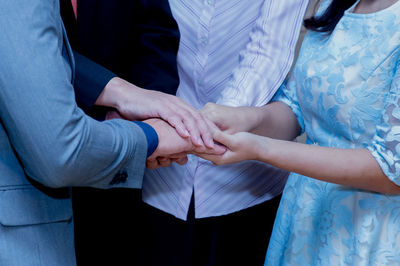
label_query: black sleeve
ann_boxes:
[127,0,180,94]
[60,0,117,114]
[73,51,117,113]
[76,0,180,96]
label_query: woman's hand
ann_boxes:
[194,130,267,165]
[201,103,263,134]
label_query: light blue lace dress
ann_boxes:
[265,1,400,265]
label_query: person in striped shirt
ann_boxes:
[141,1,310,265]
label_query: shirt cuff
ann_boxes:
[73,51,117,112]
[133,121,159,157]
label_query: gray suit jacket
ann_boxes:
[0,0,149,265]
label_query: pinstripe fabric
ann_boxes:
[143,0,309,220]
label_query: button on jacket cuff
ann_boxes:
[133,121,159,157]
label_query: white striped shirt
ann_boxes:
[143,0,309,220]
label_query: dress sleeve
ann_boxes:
[272,76,305,134]
[368,63,400,186]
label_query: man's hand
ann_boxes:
[143,118,226,169]
[145,118,192,158]
[96,77,215,149]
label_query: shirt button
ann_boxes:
[196,79,203,86]
[207,0,213,5]
[200,36,207,46]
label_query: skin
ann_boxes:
[196,0,400,195]
[143,118,226,169]
[96,77,216,148]
[95,77,224,168]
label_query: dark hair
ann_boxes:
[304,0,357,33]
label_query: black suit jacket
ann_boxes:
[61,0,180,113]
[59,1,181,265]
[77,0,179,93]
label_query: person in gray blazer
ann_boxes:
[0,0,221,265]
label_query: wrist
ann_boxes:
[95,77,124,108]
[133,120,159,157]
[95,77,142,110]
[254,136,272,162]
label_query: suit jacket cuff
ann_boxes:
[133,121,159,157]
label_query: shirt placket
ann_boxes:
[193,0,215,91]
[189,1,216,209]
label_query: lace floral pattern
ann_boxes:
[266,1,400,265]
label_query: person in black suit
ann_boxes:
[59,1,183,265]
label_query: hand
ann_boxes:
[144,118,192,158]
[201,103,262,134]
[105,109,123,120]
[143,119,226,169]
[146,153,188,169]
[194,130,265,165]
[97,77,215,148]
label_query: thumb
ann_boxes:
[213,130,235,148]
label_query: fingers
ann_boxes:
[204,118,219,133]
[173,108,204,147]
[163,110,204,147]
[173,156,188,165]
[146,157,173,169]
[146,159,159,169]
[146,155,188,169]
[212,143,227,154]
[213,130,235,148]
[110,87,216,148]
[168,152,188,165]
[157,157,173,168]
[191,152,223,165]
[160,98,215,149]
[191,142,226,155]
[201,103,227,131]
[196,114,215,149]
[165,112,189,136]
[105,110,124,120]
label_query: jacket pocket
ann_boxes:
[0,186,72,226]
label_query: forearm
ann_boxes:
[250,102,301,140]
[258,138,400,194]
[94,77,133,109]
[0,3,147,189]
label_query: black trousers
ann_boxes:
[72,188,147,266]
[73,189,281,266]
[141,194,282,266]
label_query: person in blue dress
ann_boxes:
[196,0,400,264]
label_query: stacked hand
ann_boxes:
[195,103,265,165]
[143,118,226,169]
[193,130,264,165]
[100,77,216,148]
[100,78,230,168]
[99,77,259,168]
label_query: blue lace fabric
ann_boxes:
[265,1,400,265]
